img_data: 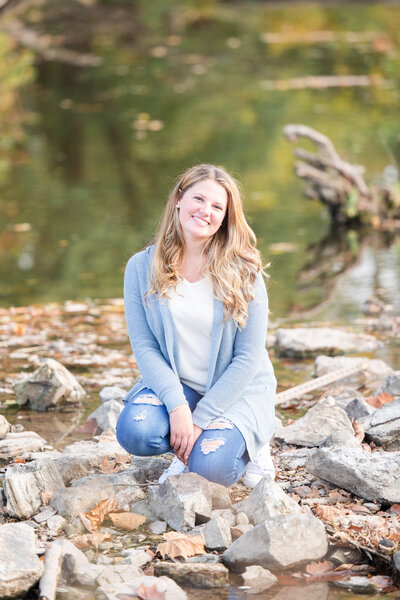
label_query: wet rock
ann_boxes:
[0,523,44,598]
[99,386,127,404]
[209,481,232,509]
[14,358,86,410]
[148,473,212,532]
[88,400,123,435]
[242,565,277,593]
[273,582,329,600]
[222,513,327,570]
[47,514,66,534]
[361,398,400,450]
[375,371,400,397]
[0,431,47,463]
[50,478,117,518]
[154,562,229,588]
[275,328,380,359]
[234,477,301,525]
[306,447,400,504]
[200,515,232,550]
[211,508,236,526]
[320,429,362,449]
[275,397,354,447]
[0,415,11,437]
[333,576,383,593]
[98,575,187,600]
[314,355,392,390]
[329,548,364,566]
[148,520,167,535]
[4,458,64,519]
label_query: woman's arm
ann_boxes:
[191,272,273,429]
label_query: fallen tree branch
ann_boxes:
[39,542,63,600]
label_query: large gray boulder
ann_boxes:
[14,358,85,410]
[275,328,380,358]
[54,437,129,472]
[0,523,44,598]
[314,355,392,390]
[306,447,400,504]
[4,459,64,519]
[222,513,327,570]
[275,397,354,447]
[234,477,301,525]
[361,398,400,450]
[148,473,212,532]
[50,477,117,518]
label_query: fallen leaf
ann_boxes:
[157,532,205,559]
[100,454,131,474]
[108,512,146,530]
[82,498,120,531]
[352,420,365,442]
[41,491,51,505]
[136,583,166,600]
[306,560,334,575]
[314,504,345,522]
[369,575,394,590]
[365,391,394,409]
[72,531,110,550]
[14,458,26,464]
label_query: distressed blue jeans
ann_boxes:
[116,383,249,487]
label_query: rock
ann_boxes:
[333,576,383,593]
[70,471,146,511]
[230,524,254,540]
[0,523,44,598]
[275,397,354,447]
[56,437,129,472]
[98,576,187,600]
[0,415,10,437]
[394,551,400,578]
[236,511,249,525]
[75,563,104,588]
[88,400,123,434]
[148,520,167,535]
[200,515,232,550]
[209,482,232,509]
[273,582,329,600]
[47,514,66,534]
[130,498,157,520]
[375,371,400,397]
[51,540,91,585]
[0,432,47,463]
[186,554,221,564]
[4,459,64,519]
[222,513,327,570]
[361,398,400,450]
[275,328,380,359]
[148,473,212,532]
[234,478,301,525]
[211,509,236,526]
[65,517,86,537]
[329,548,364,566]
[55,458,89,486]
[130,456,172,481]
[329,387,364,410]
[154,562,229,588]
[119,549,152,568]
[13,358,86,410]
[96,563,143,587]
[99,386,127,404]
[33,506,56,523]
[277,448,312,470]
[314,355,392,390]
[242,565,277,593]
[320,429,362,449]
[50,478,117,518]
[306,447,400,504]
[344,397,375,421]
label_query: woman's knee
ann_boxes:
[116,402,170,456]
[188,438,247,487]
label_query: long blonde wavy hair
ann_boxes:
[148,164,265,328]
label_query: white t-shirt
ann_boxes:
[169,277,214,395]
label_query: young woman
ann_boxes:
[116,164,276,487]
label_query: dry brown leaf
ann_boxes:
[14,458,26,464]
[305,560,334,575]
[41,491,51,505]
[100,454,131,474]
[72,531,110,550]
[136,583,166,600]
[157,532,204,559]
[108,512,146,530]
[82,498,120,531]
[314,504,345,522]
[352,420,365,442]
[365,391,394,409]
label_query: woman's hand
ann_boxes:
[169,404,194,464]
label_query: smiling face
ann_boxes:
[177,178,228,244]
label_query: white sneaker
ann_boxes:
[242,443,275,488]
[158,456,188,484]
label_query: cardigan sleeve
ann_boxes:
[124,254,188,413]
[191,272,271,429]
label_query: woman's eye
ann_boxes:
[214,205,223,211]
[194,196,203,202]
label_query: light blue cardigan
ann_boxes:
[123,245,277,461]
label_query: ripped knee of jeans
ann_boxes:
[200,437,226,455]
[132,392,163,406]
[206,417,233,430]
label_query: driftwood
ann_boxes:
[284,124,400,228]
[39,542,63,600]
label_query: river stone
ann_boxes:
[234,477,301,524]
[0,431,47,463]
[148,472,212,532]
[0,523,44,598]
[47,539,91,585]
[96,563,143,587]
[314,355,392,390]
[4,458,64,519]
[344,397,375,421]
[360,398,400,450]
[98,575,187,600]
[0,415,10,437]
[306,447,400,504]
[99,386,127,404]
[242,565,278,593]
[56,437,129,472]
[200,515,232,550]
[209,481,232,509]
[275,328,380,358]
[375,371,400,397]
[88,399,123,434]
[320,429,362,449]
[50,478,117,518]
[70,471,145,510]
[13,358,86,410]
[275,397,354,447]
[154,562,229,588]
[222,513,327,570]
